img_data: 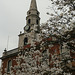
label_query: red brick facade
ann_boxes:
[1,55,18,75]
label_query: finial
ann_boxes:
[20,31,22,34]
[4,48,7,52]
[3,48,7,56]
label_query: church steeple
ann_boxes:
[19,0,40,47]
[30,0,37,10]
[26,0,40,30]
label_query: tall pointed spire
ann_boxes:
[30,0,37,10]
[25,0,40,32]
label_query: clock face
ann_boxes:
[24,25,30,31]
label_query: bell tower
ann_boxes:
[25,0,40,31]
[18,0,40,47]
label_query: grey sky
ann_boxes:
[0,0,52,65]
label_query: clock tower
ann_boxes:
[18,0,40,47]
[24,0,40,32]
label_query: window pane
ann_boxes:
[7,60,12,72]
[24,37,28,45]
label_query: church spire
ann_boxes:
[24,0,40,32]
[30,0,37,10]
[26,0,40,26]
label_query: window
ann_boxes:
[29,12,31,14]
[24,37,28,45]
[37,12,39,15]
[7,60,12,72]
[28,19,31,24]
[36,20,39,24]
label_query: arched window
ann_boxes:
[24,37,28,45]
[28,19,31,24]
[36,20,39,24]
[29,12,31,14]
[7,60,12,72]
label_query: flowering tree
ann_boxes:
[41,0,75,74]
[46,0,75,34]
[3,32,73,75]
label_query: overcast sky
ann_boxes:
[0,0,53,65]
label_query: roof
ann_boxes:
[0,48,19,60]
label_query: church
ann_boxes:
[0,0,75,75]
